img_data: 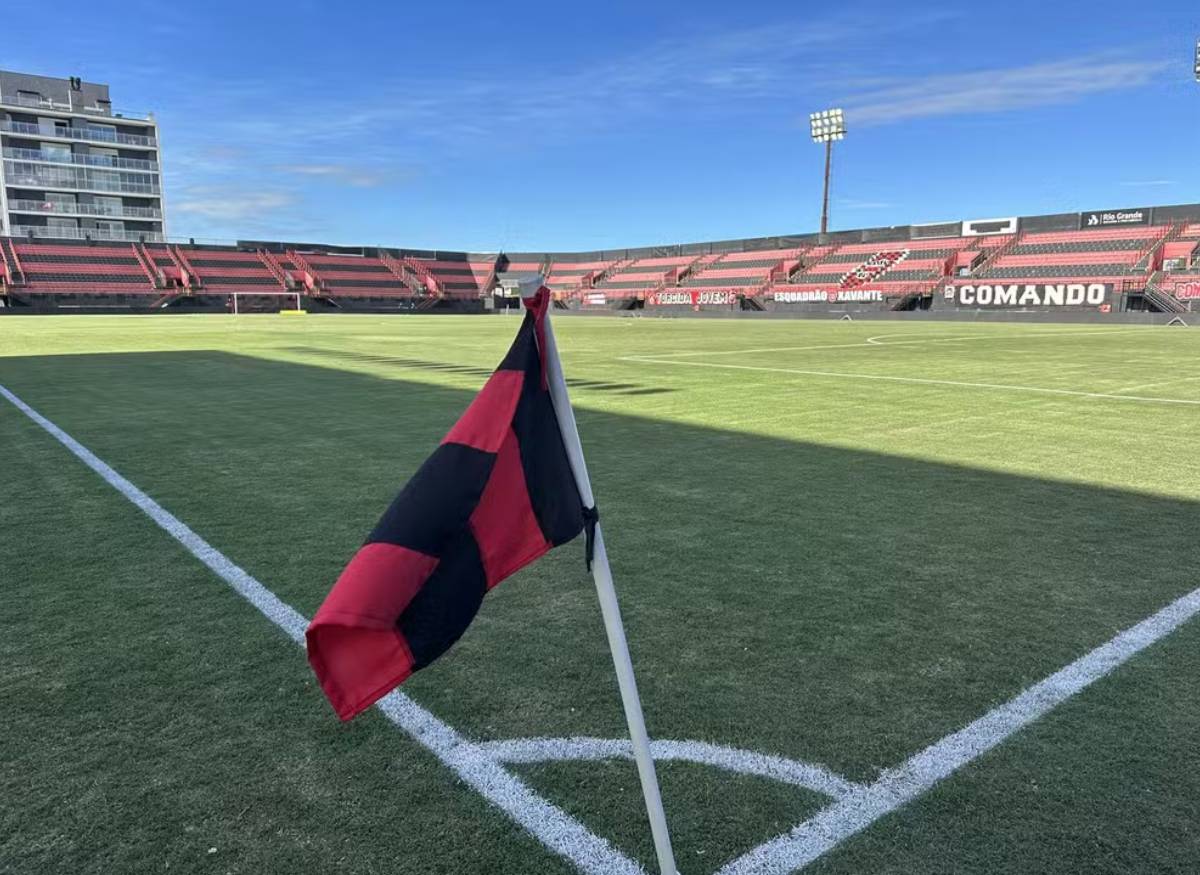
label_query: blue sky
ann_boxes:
[5,0,1197,250]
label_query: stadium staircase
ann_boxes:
[1135,223,1185,272]
[749,255,799,304]
[131,242,166,289]
[287,250,326,293]
[594,256,633,285]
[681,253,727,282]
[168,245,202,290]
[0,238,25,288]
[567,257,627,298]
[968,233,1021,277]
[258,249,297,291]
[378,250,426,296]
[1142,272,1188,313]
[478,257,500,297]
[399,257,443,297]
[787,246,837,280]
[675,254,707,284]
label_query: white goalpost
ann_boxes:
[229,291,304,314]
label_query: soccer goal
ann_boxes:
[229,291,304,314]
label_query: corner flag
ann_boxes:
[306,288,589,721]
[306,282,678,874]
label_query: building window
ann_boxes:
[83,123,117,143]
[46,192,77,210]
[40,142,73,162]
[47,216,79,230]
[89,148,118,166]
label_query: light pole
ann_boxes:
[810,108,846,235]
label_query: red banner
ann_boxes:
[1174,282,1200,301]
[646,290,737,306]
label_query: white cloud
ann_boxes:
[277,163,394,188]
[1119,179,1177,186]
[841,56,1170,126]
[173,190,297,220]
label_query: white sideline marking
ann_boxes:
[623,357,1200,407]
[717,581,1200,874]
[0,383,642,875]
[643,327,1143,359]
[1110,375,1200,395]
[482,737,863,800]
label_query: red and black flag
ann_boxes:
[306,289,593,720]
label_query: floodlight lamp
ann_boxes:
[809,107,847,143]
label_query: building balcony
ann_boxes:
[4,163,160,196]
[0,93,152,121]
[11,224,164,243]
[0,119,157,148]
[3,146,158,172]
[7,198,162,220]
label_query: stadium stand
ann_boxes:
[401,256,498,298]
[4,204,1200,314]
[11,241,154,294]
[173,248,289,291]
[592,254,697,296]
[676,248,806,292]
[975,226,1165,282]
[299,251,408,297]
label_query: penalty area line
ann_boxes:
[0,383,642,875]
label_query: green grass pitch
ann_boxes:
[2,313,1199,874]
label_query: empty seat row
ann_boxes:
[991,251,1141,267]
[1020,227,1167,245]
[984,266,1135,279]
[1010,238,1153,254]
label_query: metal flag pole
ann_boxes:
[528,282,679,875]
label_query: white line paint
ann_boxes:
[717,580,1200,875]
[1110,375,1200,395]
[482,737,863,800]
[0,383,643,875]
[623,356,1200,407]
[642,327,1145,359]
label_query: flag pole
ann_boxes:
[529,284,679,875]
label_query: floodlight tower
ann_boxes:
[810,108,846,235]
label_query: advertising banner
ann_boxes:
[773,289,885,304]
[1080,208,1151,229]
[646,289,737,306]
[946,283,1113,308]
